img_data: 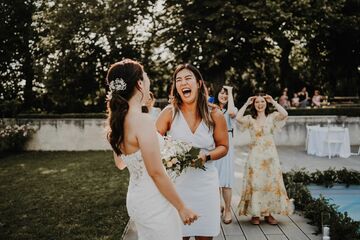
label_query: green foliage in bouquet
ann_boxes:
[187,147,206,170]
[0,123,36,153]
[161,138,205,177]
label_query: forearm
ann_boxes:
[151,173,185,211]
[208,145,228,160]
[236,103,248,121]
[273,101,288,117]
[227,91,236,116]
[113,152,126,170]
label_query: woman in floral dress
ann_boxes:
[236,94,294,225]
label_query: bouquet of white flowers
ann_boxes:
[161,137,205,178]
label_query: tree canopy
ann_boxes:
[0,0,359,115]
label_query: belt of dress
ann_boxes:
[228,128,234,138]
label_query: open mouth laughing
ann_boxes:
[181,88,192,98]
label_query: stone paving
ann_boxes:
[122,146,360,240]
[249,145,360,172]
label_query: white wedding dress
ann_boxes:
[121,134,182,240]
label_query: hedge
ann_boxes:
[284,168,360,240]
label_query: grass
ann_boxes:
[0,151,129,240]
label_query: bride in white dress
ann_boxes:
[106,59,198,240]
[157,64,229,240]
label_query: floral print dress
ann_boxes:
[237,112,294,217]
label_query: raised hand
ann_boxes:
[223,85,233,91]
[245,96,255,106]
[264,95,275,104]
[179,207,199,225]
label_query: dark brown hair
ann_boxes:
[250,93,270,119]
[171,64,214,129]
[106,59,144,155]
[214,87,228,112]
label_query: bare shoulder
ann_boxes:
[156,105,173,135]
[210,108,225,121]
[157,105,173,126]
[134,112,154,127]
[126,112,153,130]
[158,105,173,119]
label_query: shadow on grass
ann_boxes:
[0,151,129,240]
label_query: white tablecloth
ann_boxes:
[307,126,351,158]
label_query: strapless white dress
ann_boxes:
[121,135,182,240]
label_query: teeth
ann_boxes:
[182,88,191,98]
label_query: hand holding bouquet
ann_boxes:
[161,137,206,178]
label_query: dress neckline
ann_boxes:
[253,114,270,129]
[179,110,203,135]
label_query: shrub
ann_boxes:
[311,169,338,187]
[0,99,22,117]
[0,123,36,153]
[287,107,360,116]
[284,169,360,240]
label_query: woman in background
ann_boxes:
[144,91,161,119]
[311,90,322,108]
[213,85,237,224]
[236,93,293,225]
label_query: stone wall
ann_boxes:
[4,116,359,151]
[233,116,360,146]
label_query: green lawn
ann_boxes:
[0,151,129,240]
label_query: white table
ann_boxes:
[307,126,351,158]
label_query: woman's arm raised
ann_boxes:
[236,96,254,122]
[223,86,236,118]
[264,95,288,118]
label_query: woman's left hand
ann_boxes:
[264,95,276,104]
[198,151,207,165]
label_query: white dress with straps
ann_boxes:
[168,110,220,237]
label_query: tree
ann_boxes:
[156,0,360,102]
[0,0,36,114]
[33,0,154,112]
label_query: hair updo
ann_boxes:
[106,59,144,155]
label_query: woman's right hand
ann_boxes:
[178,207,199,225]
[223,85,233,91]
[245,96,254,106]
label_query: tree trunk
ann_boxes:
[23,47,34,110]
[276,35,299,92]
[22,2,35,111]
